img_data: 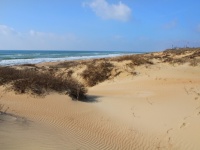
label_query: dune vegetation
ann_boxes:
[0,67,87,100]
[0,47,199,100]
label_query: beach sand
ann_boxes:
[0,49,200,149]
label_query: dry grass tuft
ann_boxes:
[20,64,37,67]
[67,70,74,78]
[189,59,200,66]
[0,67,87,100]
[81,61,114,86]
[112,55,153,66]
[162,48,200,65]
[55,61,80,69]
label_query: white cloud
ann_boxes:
[0,25,18,36]
[29,30,45,36]
[29,30,55,37]
[84,0,131,22]
[0,24,80,50]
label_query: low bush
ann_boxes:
[131,55,153,66]
[162,48,200,65]
[0,67,87,100]
[67,70,74,78]
[81,61,114,86]
[112,55,153,66]
[55,61,80,69]
[163,48,188,55]
[163,47,200,56]
[20,64,37,67]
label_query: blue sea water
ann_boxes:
[0,50,138,66]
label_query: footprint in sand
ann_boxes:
[180,122,186,129]
[166,128,173,134]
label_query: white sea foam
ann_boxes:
[0,54,123,66]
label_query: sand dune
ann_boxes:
[0,50,200,149]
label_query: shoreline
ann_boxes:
[0,50,139,66]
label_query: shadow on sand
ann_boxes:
[74,95,102,103]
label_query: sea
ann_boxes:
[0,50,139,66]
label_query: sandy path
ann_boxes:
[0,63,200,149]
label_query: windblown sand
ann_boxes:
[0,59,200,149]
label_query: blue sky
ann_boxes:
[0,0,200,51]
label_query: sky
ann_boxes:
[0,0,200,52]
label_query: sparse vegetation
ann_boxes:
[81,61,114,86]
[163,48,190,55]
[0,67,87,100]
[189,59,200,67]
[67,70,74,78]
[0,48,199,98]
[55,61,80,69]
[112,55,153,66]
[20,64,37,67]
[161,48,200,65]
[164,47,199,53]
